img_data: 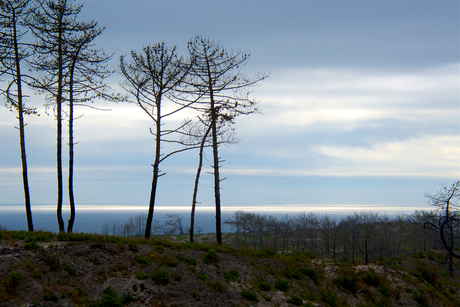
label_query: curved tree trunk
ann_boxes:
[190,124,211,242]
[145,95,162,240]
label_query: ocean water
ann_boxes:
[0,203,425,235]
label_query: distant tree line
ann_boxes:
[100,213,203,238]
[98,205,459,267]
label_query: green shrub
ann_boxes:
[120,291,135,304]
[224,268,240,282]
[413,292,430,307]
[63,262,77,276]
[134,255,151,267]
[210,281,227,292]
[103,286,117,297]
[160,255,179,267]
[416,264,440,287]
[274,277,290,292]
[302,267,319,284]
[128,242,138,252]
[99,295,122,307]
[175,253,196,266]
[334,274,360,293]
[319,289,339,307]
[299,290,317,302]
[241,288,258,301]
[203,249,219,265]
[31,269,40,278]
[192,290,201,300]
[40,252,60,271]
[152,268,170,286]
[2,272,22,290]
[259,281,271,292]
[172,272,182,282]
[283,267,302,279]
[135,271,148,280]
[377,284,393,298]
[197,273,207,281]
[24,239,40,250]
[361,269,384,287]
[286,295,303,306]
[95,286,135,307]
[43,292,59,302]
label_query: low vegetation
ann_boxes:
[0,229,459,306]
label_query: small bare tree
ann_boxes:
[422,181,460,276]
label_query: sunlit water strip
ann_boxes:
[0,203,431,234]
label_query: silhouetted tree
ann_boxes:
[64,19,117,233]
[164,214,185,235]
[320,214,336,255]
[185,35,268,243]
[119,42,193,239]
[27,0,101,232]
[0,0,36,231]
[421,181,460,276]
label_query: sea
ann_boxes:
[0,203,428,235]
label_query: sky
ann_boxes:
[1,0,459,216]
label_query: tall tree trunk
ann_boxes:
[56,13,65,233]
[206,58,222,244]
[67,56,76,233]
[145,96,162,239]
[12,9,33,232]
[189,124,211,242]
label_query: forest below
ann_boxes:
[98,210,458,268]
[0,227,459,307]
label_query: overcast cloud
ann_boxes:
[0,0,458,215]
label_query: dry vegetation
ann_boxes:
[0,230,459,307]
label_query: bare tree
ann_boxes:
[355,212,380,265]
[184,35,268,243]
[280,214,292,254]
[266,215,281,252]
[64,17,118,233]
[421,181,460,276]
[320,214,336,256]
[224,210,244,246]
[0,0,36,231]
[27,0,100,232]
[119,42,193,239]
[164,214,185,235]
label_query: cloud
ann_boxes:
[315,135,459,177]
[256,63,459,129]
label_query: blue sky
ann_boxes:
[0,0,459,214]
